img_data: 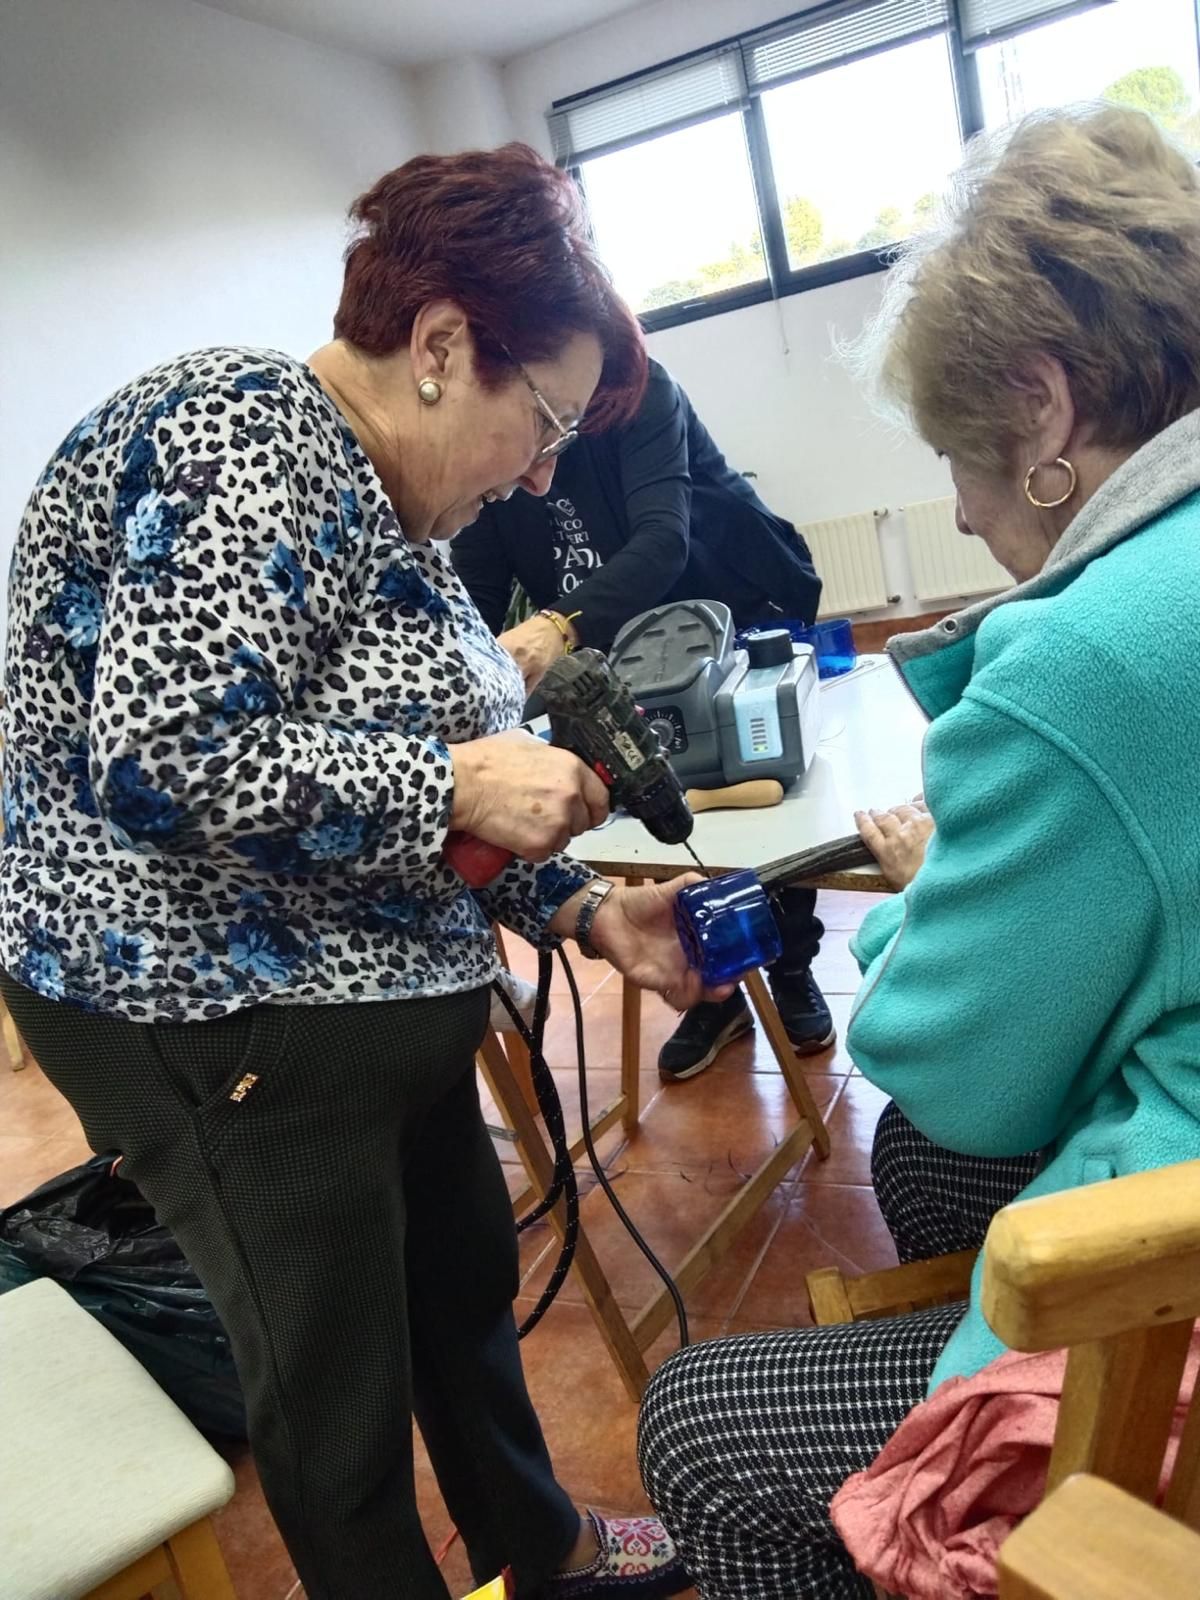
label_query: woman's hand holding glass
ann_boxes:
[551,875,737,1013]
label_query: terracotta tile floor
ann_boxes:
[0,890,895,1600]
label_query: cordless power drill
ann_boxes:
[444,651,789,989]
[443,648,696,889]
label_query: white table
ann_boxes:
[577,654,927,881]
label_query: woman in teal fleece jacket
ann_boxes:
[638,105,1200,1599]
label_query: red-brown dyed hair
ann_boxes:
[334,143,646,431]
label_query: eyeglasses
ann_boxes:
[499,344,579,462]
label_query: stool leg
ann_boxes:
[620,875,644,1134]
[491,925,540,1117]
[743,967,832,1158]
[478,1028,649,1401]
[3,999,27,1070]
[165,1517,237,1600]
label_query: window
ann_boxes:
[761,33,962,272]
[553,0,1200,332]
[974,0,1200,157]
[579,116,767,316]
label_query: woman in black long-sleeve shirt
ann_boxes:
[452,360,834,1077]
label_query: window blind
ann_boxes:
[742,0,950,93]
[549,48,746,166]
[954,0,1113,51]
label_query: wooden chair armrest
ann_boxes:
[982,1160,1200,1352]
[998,1473,1200,1598]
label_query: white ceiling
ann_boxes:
[192,0,654,67]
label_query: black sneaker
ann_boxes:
[658,991,753,1081]
[769,967,836,1055]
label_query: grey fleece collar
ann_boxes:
[889,408,1200,669]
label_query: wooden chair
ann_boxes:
[806,1159,1200,1595]
[998,1473,1200,1598]
[806,1247,978,1326]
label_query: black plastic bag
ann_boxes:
[0,1154,247,1439]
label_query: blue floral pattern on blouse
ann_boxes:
[1,348,596,1020]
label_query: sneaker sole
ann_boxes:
[790,1025,838,1057]
[659,1010,754,1082]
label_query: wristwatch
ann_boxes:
[573,878,615,959]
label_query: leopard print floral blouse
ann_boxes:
[1,347,595,1021]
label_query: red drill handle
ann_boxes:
[444,830,514,888]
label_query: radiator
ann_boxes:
[796,510,889,617]
[904,496,1012,604]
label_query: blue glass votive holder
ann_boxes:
[811,617,857,679]
[673,869,782,986]
[737,618,857,679]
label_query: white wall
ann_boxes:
[0,0,422,576]
[647,277,950,525]
[413,55,515,152]
[502,0,954,613]
[1,0,957,632]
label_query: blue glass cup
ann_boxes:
[673,870,782,986]
[736,618,857,679]
[812,617,857,678]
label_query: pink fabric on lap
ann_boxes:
[830,1323,1200,1599]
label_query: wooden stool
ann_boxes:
[2,1277,238,1599]
[479,908,832,1403]
[479,965,833,1401]
[3,995,28,1070]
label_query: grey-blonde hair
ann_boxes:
[859,105,1200,472]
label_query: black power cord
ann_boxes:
[492,951,579,1340]
[556,946,689,1349]
[490,948,689,1351]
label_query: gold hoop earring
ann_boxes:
[1024,457,1077,509]
[417,378,443,406]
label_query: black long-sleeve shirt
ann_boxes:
[451,361,821,652]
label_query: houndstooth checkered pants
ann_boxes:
[638,1102,1042,1599]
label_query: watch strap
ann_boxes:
[574,878,615,959]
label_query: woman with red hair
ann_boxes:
[0,144,701,1599]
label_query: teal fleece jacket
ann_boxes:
[847,411,1200,1394]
